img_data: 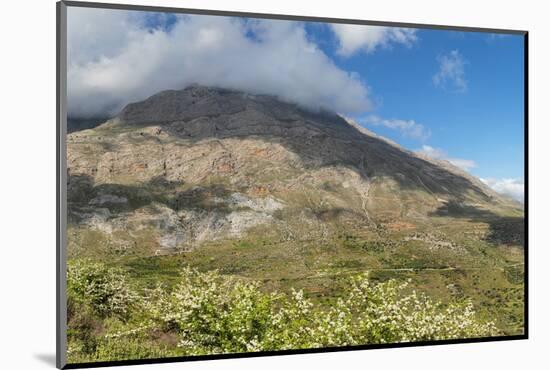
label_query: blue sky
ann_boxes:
[306,22,525,195]
[67,7,525,200]
[318,28,525,181]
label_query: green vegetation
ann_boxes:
[68,218,525,336]
[67,260,498,363]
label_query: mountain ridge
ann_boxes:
[109,85,510,205]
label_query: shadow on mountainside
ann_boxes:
[68,117,111,133]
[67,173,233,224]
[429,201,525,247]
[120,116,493,204]
[172,118,494,203]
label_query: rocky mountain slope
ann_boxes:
[67,85,523,257]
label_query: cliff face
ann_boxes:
[66,85,522,256]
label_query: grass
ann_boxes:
[72,223,523,336]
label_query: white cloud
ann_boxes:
[480,178,524,203]
[432,50,468,92]
[486,33,510,43]
[445,158,477,171]
[361,115,431,141]
[330,24,417,56]
[415,145,477,171]
[67,8,372,118]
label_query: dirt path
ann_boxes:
[263,262,525,282]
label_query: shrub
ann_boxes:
[67,260,138,319]
[314,276,497,346]
[146,268,275,354]
[67,261,498,362]
[146,268,497,353]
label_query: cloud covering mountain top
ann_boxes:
[67,8,377,118]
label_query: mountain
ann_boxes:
[67,85,523,253]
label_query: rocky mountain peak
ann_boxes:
[116,85,358,141]
[119,85,332,123]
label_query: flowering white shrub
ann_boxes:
[67,261,498,362]
[67,260,138,319]
[147,268,497,354]
[146,268,275,354]
[313,276,497,346]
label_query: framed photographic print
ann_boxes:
[56,1,528,368]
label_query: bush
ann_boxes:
[67,261,498,362]
[146,268,275,354]
[147,268,497,353]
[314,277,497,345]
[67,260,138,320]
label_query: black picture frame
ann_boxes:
[56,1,529,368]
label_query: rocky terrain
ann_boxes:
[67,85,521,255]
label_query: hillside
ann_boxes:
[66,85,524,335]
